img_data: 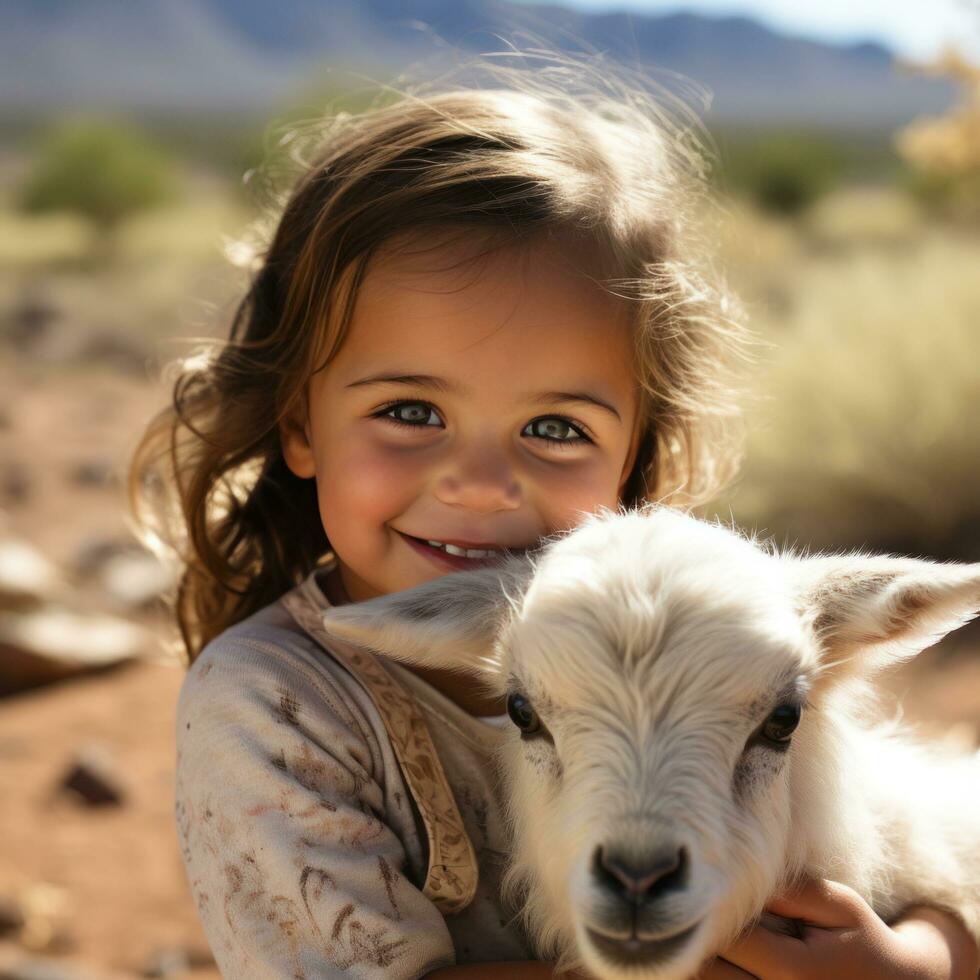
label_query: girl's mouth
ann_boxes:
[395,530,516,571]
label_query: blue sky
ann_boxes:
[516,0,980,59]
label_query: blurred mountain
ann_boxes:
[1,0,953,125]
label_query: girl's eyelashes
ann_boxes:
[523,417,590,448]
[374,400,442,430]
[370,399,595,448]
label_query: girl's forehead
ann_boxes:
[340,231,636,367]
[369,226,620,285]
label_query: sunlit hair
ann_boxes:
[127,50,753,664]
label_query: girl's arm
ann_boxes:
[894,906,980,978]
[714,877,980,979]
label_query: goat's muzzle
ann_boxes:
[584,842,698,966]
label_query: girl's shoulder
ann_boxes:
[180,595,385,764]
[176,583,535,973]
[174,594,461,978]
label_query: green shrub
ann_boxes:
[19,116,177,234]
[900,164,980,220]
[717,131,845,216]
[232,82,402,205]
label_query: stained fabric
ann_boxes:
[174,561,533,979]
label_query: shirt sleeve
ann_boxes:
[174,626,456,979]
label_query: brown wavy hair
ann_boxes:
[127,52,752,665]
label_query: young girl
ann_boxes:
[129,60,978,980]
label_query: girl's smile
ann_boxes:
[280,227,642,608]
[394,528,531,572]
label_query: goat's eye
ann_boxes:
[506,692,541,735]
[761,703,802,744]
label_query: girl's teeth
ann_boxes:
[426,540,498,559]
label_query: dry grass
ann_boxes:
[711,188,980,560]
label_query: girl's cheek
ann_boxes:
[527,456,625,519]
[319,435,424,508]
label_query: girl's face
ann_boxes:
[280,231,642,603]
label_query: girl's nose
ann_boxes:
[434,442,522,513]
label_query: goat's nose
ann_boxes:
[592,845,688,903]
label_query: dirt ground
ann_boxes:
[0,660,220,979]
[0,362,222,977]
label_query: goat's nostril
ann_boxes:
[592,845,688,902]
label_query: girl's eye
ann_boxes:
[373,400,592,449]
[375,401,441,429]
[521,417,590,448]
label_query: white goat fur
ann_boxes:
[320,505,980,979]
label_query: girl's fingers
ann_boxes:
[713,879,880,980]
[765,877,867,928]
[719,879,872,979]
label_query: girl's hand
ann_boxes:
[700,876,979,979]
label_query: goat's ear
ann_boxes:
[318,555,534,675]
[789,554,980,676]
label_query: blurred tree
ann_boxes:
[895,47,980,217]
[717,130,843,216]
[234,79,400,207]
[18,116,177,254]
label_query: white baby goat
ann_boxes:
[319,504,980,979]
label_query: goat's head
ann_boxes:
[319,504,980,979]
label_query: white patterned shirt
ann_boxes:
[174,564,533,978]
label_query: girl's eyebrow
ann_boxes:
[346,372,622,422]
